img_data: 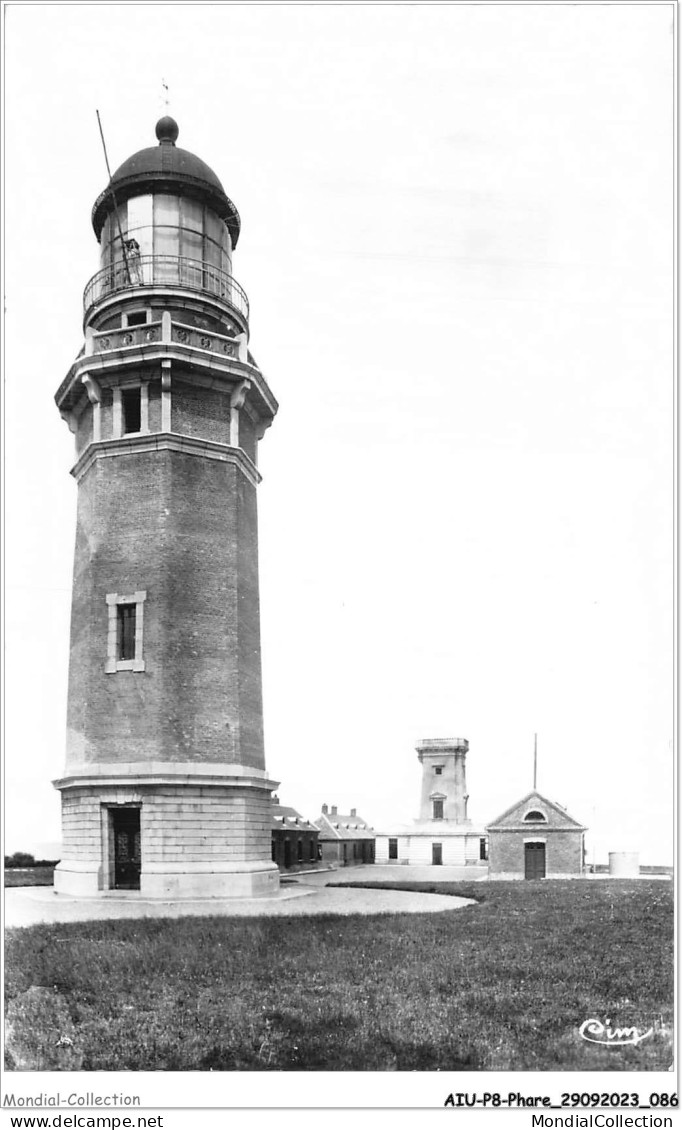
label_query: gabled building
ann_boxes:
[271,798,320,871]
[485,790,587,879]
[314,805,375,866]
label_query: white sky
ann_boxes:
[3,3,674,864]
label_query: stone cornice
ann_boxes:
[54,761,279,792]
[71,433,262,487]
[417,738,469,758]
[56,344,278,423]
[485,821,588,833]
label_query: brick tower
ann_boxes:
[53,116,280,898]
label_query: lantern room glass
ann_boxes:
[100,194,233,277]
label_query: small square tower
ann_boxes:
[416,738,470,824]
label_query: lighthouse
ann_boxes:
[53,116,280,898]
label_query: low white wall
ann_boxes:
[376,833,481,866]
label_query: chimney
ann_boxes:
[321,803,328,815]
[331,805,338,816]
[350,808,356,817]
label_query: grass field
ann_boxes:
[4,867,55,888]
[4,879,673,1071]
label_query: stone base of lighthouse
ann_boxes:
[52,764,280,899]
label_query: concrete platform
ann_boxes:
[4,867,475,928]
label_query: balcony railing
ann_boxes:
[83,255,249,321]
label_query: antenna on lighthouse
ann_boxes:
[95,109,131,284]
[533,733,538,790]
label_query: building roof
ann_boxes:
[314,810,375,841]
[485,789,587,833]
[376,820,486,838]
[271,802,318,834]
[91,116,241,248]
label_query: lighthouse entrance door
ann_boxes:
[112,808,141,890]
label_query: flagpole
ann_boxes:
[533,733,537,790]
[96,110,131,284]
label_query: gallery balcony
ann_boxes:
[83,255,250,324]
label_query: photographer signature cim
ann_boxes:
[579,1018,653,1047]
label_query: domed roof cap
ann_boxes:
[91,117,241,246]
[155,115,179,144]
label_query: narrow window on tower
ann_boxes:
[433,799,444,820]
[434,765,443,775]
[122,388,142,434]
[106,591,146,672]
[117,604,136,661]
